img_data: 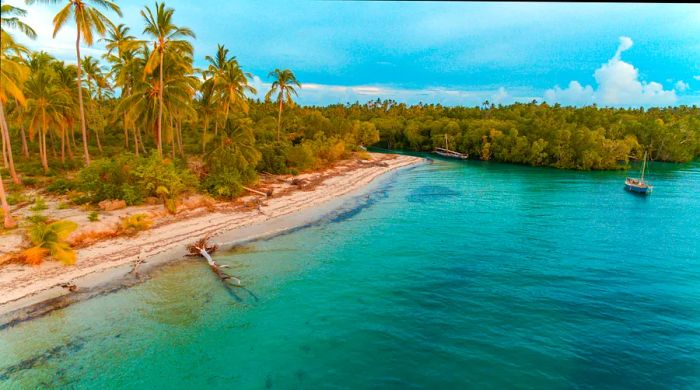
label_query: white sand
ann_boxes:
[0,153,422,318]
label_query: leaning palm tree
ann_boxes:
[265,69,301,141]
[27,0,122,166]
[0,170,16,228]
[1,4,35,185]
[1,4,36,39]
[141,2,194,158]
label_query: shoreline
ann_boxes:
[0,154,423,327]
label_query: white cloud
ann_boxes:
[249,74,534,106]
[675,80,689,92]
[693,75,700,81]
[6,0,107,63]
[544,81,595,106]
[544,36,677,107]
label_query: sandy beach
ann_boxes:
[0,153,422,323]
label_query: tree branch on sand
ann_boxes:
[187,236,241,286]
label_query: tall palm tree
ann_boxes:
[27,0,122,166]
[103,23,140,150]
[265,69,301,141]
[141,2,194,158]
[24,58,71,173]
[1,4,35,185]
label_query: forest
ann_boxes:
[2,1,699,232]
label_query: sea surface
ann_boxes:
[1,159,699,389]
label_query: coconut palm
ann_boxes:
[265,69,301,141]
[141,1,194,157]
[103,24,141,150]
[1,4,35,185]
[24,56,72,172]
[1,4,36,39]
[27,0,122,166]
[216,59,256,122]
[0,35,28,185]
[23,219,78,265]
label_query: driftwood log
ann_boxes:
[187,237,241,286]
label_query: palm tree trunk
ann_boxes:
[41,110,49,173]
[94,128,103,153]
[0,170,16,229]
[49,128,57,158]
[133,124,139,157]
[76,27,91,166]
[124,114,129,148]
[1,126,8,168]
[157,49,164,158]
[177,118,184,156]
[20,125,29,159]
[66,127,74,160]
[61,128,66,164]
[202,116,209,154]
[277,99,283,141]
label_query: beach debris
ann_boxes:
[242,186,272,197]
[59,282,79,292]
[98,199,127,211]
[187,237,242,286]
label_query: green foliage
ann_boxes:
[46,178,77,194]
[202,123,261,199]
[76,154,143,205]
[30,197,48,212]
[134,152,198,200]
[87,211,100,222]
[75,153,197,205]
[120,214,152,235]
[24,220,78,265]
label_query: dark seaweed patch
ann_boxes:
[406,185,460,203]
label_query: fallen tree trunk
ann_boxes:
[242,186,272,197]
[187,236,241,286]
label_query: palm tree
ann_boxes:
[23,219,78,265]
[27,0,122,166]
[265,69,301,141]
[141,2,194,158]
[1,4,36,39]
[103,24,140,150]
[0,170,16,228]
[1,4,35,185]
[24,56,71,173]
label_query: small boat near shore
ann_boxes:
[625,151,653,195]
[434,134,469,160]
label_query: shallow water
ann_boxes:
[2,159,699,389]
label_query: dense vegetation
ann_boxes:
[329,101,699,169]
[1,1,699,232]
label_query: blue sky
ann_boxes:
[7,0,700,107]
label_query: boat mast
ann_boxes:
[641,150,648,182]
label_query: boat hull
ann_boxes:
[625,182,652,194]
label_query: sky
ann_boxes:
[6,0,700,107]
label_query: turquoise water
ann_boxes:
[1,160,700,389]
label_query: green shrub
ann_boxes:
[257,142,291,174]
[30,197,48,212]
[76,154,143,205]
[119,214,152,235]
[134,153,198,201]
[47,178,77,194]
[87,211,100,222]
[202,129,260,199]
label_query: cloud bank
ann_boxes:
[545,37,678,107]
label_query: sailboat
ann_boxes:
[625,151,653,194]
[434,134,469,160]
